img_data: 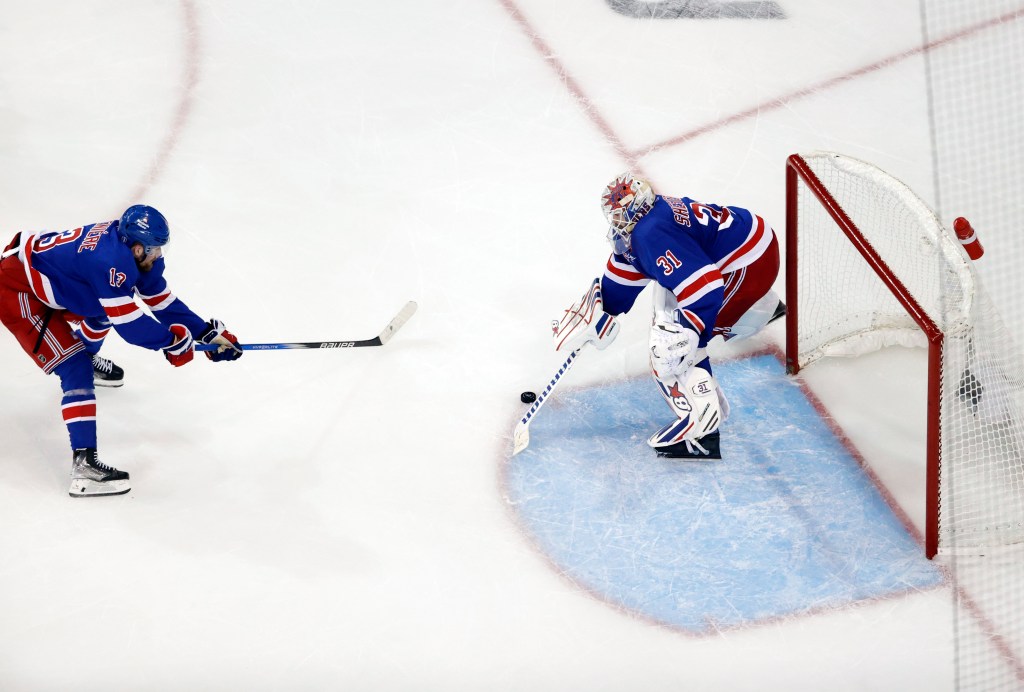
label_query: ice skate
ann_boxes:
[768,299,786,325]
[69,448,130,497]
[91,354,124,387]
[656,430,721,460]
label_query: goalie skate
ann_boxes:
[656,430,721,460]
[69,448,130,497]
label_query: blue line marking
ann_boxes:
[505,354,943,633]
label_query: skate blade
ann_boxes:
[93,379,124,388]
[656,449,722,461]
[69,478,131,497]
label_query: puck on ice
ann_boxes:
[521,391,537,403]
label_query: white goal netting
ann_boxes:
[789,150,1024,691]
[790,152,1024,554]
[921,2,1024,689]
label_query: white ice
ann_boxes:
[0,1,970,689]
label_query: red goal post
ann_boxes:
[785,152,1024,559]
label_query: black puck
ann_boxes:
[521,391,537,404]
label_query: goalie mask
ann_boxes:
[601,172,655,254]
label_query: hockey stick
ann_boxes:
[512,346,583,456]
[195,301,418,351]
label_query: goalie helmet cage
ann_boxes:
[784,152,1024,560]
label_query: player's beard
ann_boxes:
[135,249,161,273]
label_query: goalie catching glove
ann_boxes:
[649,321,698,382]
[552,278,619,352]
[198,318,242,361]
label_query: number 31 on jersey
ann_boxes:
[656,249,683,275]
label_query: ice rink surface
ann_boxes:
[0,1,998,689]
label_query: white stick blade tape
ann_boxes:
[379,301,418,345]
[512,423,530,456]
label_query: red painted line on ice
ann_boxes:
[635,6,1024,157]
[788,345,1024,685]
[501,6,1024,672]
[500,0,1024,165]
[500,342,1021,680]
[496,0,645,176]
[497,346,950,640]
[126,0,201,205]
[958,585,1024,685]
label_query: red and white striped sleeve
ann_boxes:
[601,254,651,315]
[133,259,208,336]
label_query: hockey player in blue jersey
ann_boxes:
[0,205,242,497]
[552,173,784,459]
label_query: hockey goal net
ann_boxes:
[785,151,1024,559]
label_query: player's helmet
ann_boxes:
[601,172,655,254]
[118,205,170,253]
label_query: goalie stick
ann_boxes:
[512,346,583,456]
[195,301,418,351]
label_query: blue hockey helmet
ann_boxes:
[118,205,170,253]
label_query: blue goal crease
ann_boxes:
[504,353,944,634]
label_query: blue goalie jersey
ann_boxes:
[13,220,207,350]
[600,195,774,342]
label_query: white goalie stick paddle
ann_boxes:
[195,301,418,351]
[512,347,583,456]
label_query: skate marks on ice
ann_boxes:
[502,354,944,635]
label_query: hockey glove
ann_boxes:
[552,278,620,352]
[198,318,242,362]
[649,321,698,381]
[163,324,195,367]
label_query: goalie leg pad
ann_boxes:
[716,289,784,341]
[647,364,725,449]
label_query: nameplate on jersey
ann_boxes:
[78,221,112,253]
